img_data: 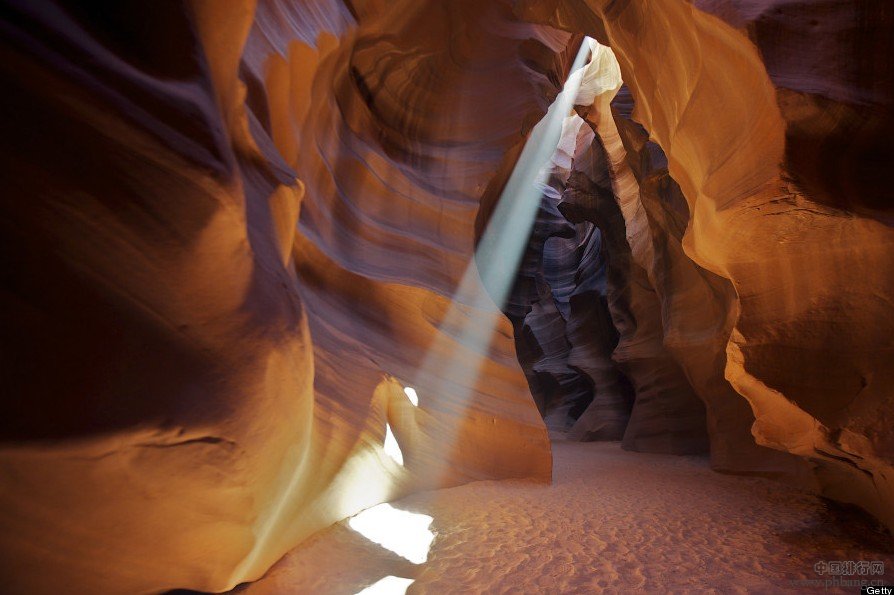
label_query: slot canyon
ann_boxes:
[1,0,893,593]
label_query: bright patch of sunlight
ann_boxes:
[355,576,415,595]
[403,386,419,407]
[348,503,434,564]
[383,423,404,466]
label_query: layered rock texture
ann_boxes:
[0,1,572,592]
[0,0,892,593]
[517,0,894,529]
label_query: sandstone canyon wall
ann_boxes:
[0,0,892,593]
[518,0,894,529]
[0,1,573,592]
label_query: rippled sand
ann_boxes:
[245,441,892,594]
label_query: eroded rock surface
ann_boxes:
[0,0,892,592]
[519,0,894,528]
[0,1,571,592]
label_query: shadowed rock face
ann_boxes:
[553,111,710,455]
[506,42,710,454]
[504,122,619,434]
[0,0,892,592]
[608,85,810,478]
[0,1,572,592]
[518,0,894,529]
[696,0,894,219]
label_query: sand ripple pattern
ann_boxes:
[247,442,893,594]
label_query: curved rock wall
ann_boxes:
[508,43,711,454]
[517,0,894,528]
[505,117,613,432]
[1,0,892,591]
[0,0,573,592]
[556,109,711,455]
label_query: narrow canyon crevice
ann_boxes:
[0,0,892,593]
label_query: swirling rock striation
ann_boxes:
[0,0,892,592]
[0,0,574,592]
[518,0,894,529]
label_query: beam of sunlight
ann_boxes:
[474,38,594,309]
[236,36,599,595]
[347,503,434,564]
[355,576,415,595]
[403,386,419,407]
[404,38,596,482]
[383,423,404,466]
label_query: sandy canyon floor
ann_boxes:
[243,442,893,594]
